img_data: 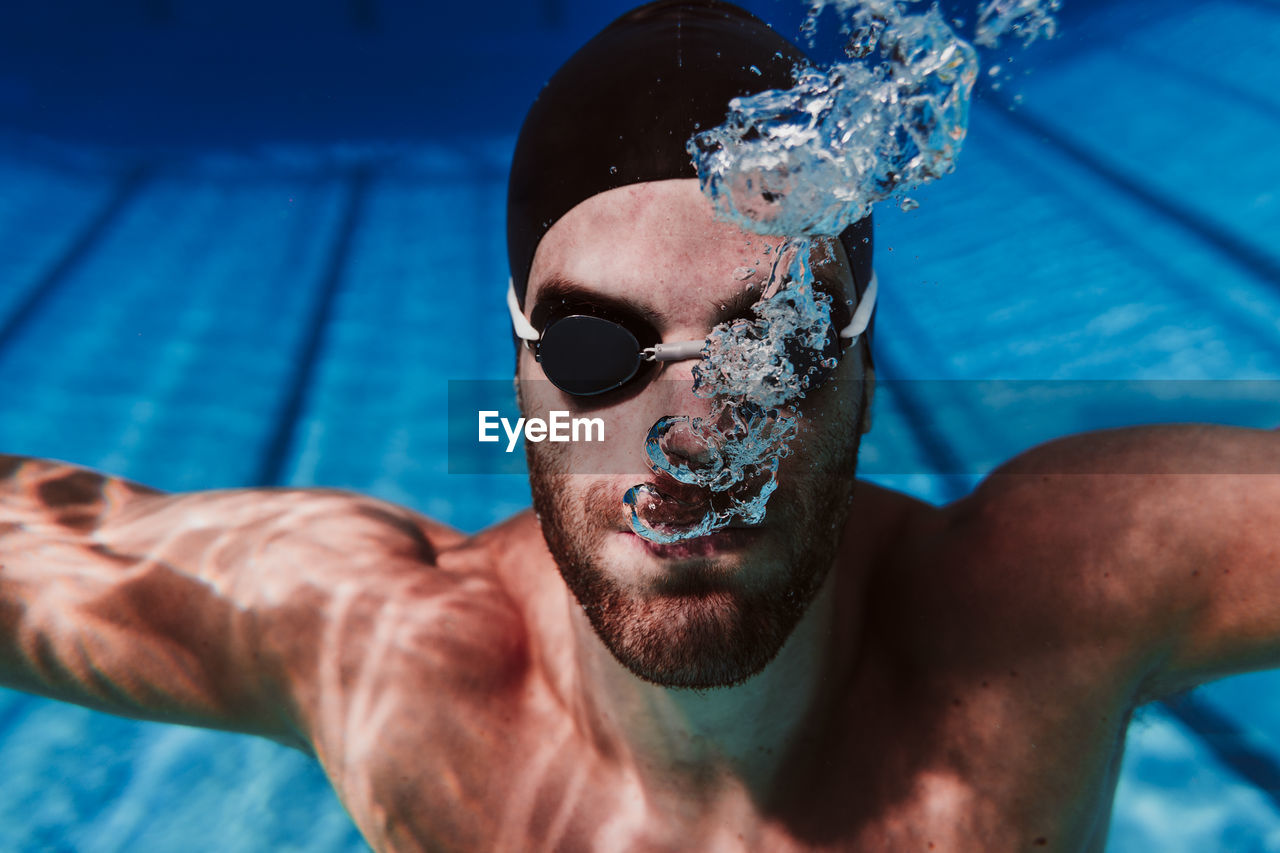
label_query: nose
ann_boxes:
[646,354,722,471]
[655,414,719,470]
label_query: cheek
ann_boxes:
[790,371,866,469]
[517,387,681,480]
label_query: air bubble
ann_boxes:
[628,241,836,543]
[632,0,1057,544]
[688,1,979,236]
[975,0,1061,48]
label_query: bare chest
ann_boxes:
[325,670,1132,853]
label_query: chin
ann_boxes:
[552,522,826,690]
[526,432,855,688]
[580,572,795,690]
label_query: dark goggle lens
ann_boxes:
[538,315,644,396]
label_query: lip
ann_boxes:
[623,526,765,560]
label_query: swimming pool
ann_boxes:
[0,0,1278,849]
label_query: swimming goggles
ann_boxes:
[508,272,878,396]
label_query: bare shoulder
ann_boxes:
[233,494,538,758]
[0,458,528,739]
[965,425,1280,699]
[107,484,532,726]
[869,427,1233,695]
[954,423,1262,593]
[235,488,529,661]
[966,429,1199,620]
[0,455,539,760]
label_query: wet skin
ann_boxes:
[3,181,1280,851]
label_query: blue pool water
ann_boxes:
[0,0,1278,849]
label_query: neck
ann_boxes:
[562,562,859,806]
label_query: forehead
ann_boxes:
[526,179,850,309]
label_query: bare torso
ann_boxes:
[12,439,1249,852]
[289,480,1148,852]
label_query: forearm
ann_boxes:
[0,536,235,721]
[0,455,298,742]
[0,454,159,528]
[0,456,457,751]
[0,456,208,714]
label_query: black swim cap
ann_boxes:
[507,0,874,336]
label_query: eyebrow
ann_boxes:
[708,284,766,323]
[737,270,851,311]
[532,276,670,326]
[531,268,852,332]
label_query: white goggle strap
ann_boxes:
[644,340,705,362]
[840,270,878,341]
[509,269,878,358]
[650,269,878,360]
[507,277,540,342]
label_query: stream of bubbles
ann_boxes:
[626,0,1059,543]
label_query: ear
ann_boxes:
[860,365,876,435]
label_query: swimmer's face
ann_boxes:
[518,179,870,689]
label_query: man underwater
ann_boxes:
[3,1,1280,850]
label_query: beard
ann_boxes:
[526,405,863,690]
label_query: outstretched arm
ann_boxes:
[978,425,1280,703]
[1132,425,1280,698]
[0,454,455,751]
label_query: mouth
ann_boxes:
[622,525,765,560]
[622,467,771,549]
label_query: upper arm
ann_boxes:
[0,455,459,751]
[972,425,1280,704]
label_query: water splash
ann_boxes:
[975,0,1061,48]
[629,0,1058,544]
[694,242,839,407]
[627,241,840,543]
[687,0,979,237]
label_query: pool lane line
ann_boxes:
[970,101,1280,361]
[1116,45,1280,127]
[982,87,1280,290]
[0,163,152,357]
[867,306,980,482]
[253,166,372,487]
[866,345,977,504]
[0,161,144,749]
[874,301,1280,813]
